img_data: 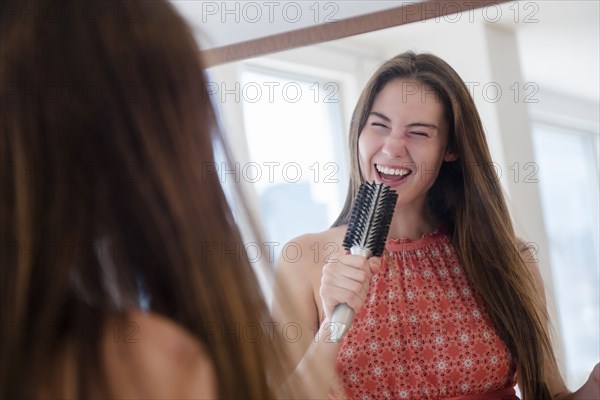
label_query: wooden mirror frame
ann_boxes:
[201,0,510,67]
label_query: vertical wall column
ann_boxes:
[484,24,566,375]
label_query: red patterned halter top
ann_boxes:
[334,228,518,400]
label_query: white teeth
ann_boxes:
[376,164,411,176]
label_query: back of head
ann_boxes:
[1,0,280,397]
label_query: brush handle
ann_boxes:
[330,246,372,342]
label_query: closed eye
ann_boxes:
[371,122,389,128]
[410,131,429,137]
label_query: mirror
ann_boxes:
[186,0,599,391]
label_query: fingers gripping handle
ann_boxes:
[330,304,354,342]
[330,246,372,342]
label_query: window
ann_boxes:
[532,124,600,389]
[240,68,348,247]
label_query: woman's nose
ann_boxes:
[381,134,407,158]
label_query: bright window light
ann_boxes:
[532,124,600,390]
[240,68,347,246]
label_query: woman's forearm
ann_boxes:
[285,321,343,399]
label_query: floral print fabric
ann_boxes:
[335,228,517,399]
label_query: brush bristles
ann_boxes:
[343,182,398,257]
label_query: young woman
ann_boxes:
[0,0,297,398]
[273,52,599,399]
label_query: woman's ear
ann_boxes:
[443,147,458,162]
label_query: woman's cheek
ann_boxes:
[358,154,370,181]
[422,160,444,187]
[357,136,371,177]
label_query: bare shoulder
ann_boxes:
[276,225,347,270]
[103,311,216,399]
[273,225,347,297]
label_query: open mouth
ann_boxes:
[375,163,412,186]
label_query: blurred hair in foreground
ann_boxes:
[0,0,297,397]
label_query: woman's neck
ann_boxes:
[387,202,439,241]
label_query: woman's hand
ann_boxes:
[319,250,381,323]
[579,362,599,399]
[565,362,600,400]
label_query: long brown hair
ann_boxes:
[333,51,557,399]
[0,0,287,397]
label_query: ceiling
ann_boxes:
[512,1,599,103]
[340,1,599,104]
[172,0,599,104]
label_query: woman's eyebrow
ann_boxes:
[370,112,438,130]
[406,122,438,130]
[369,111,438,129]
[369,111,391,122]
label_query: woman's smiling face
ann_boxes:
[358,78,457,210]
